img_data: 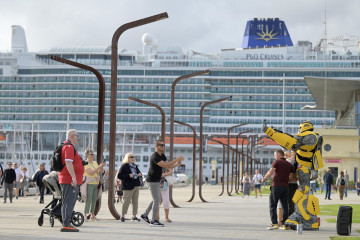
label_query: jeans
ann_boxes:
[3,183,14,201]
[269,186,289,225]
[143,182,161,222]
[325,184,332,199]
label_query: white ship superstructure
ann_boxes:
[2,22,359,177]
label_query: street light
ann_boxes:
[108,12,169,220]
[128,97,165,141]
[168,70,209,207]
[128,97,180,208]
[227,123,247,196]
[169,70,210,166]
[173,119,197,202]
[199,97,228,202]
[207,137,228,196]
[234,130,252,194]
[50,55,105,216]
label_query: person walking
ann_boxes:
[324,169,334,200]
[262,149,293,230]
[0,162,16,203]
[82,149,105,221]
[13,162,22,199]
[242,172,251,198]
[344,170,349,198]
[117,152,142,222]
[356,178,360,196]
[59,129,84,232]
[141,140,183,227]
[20,167,30,197]
[33,164,49,203]
[252,169,263,198]
[336,171,348,200]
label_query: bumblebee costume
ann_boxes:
[262,121,323,230]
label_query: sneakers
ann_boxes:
[131,217,141,222]
[120,217,125,222]
[267,224,279,230]
[60,225,79,232]
[149,220,164,227]
[279,225,289,230]
[141,214,150,224]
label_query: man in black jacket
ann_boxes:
[324,169,334,200]
[0,162,16,203]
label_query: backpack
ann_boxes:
[341,178,346,186]
[50,142,76,171]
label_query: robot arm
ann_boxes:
[262,124,298,151]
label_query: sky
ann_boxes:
[0,0,359,54]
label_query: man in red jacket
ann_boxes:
[59,129,84,232]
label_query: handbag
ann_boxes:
[165,175,177,185]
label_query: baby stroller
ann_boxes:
[37,171,84,227]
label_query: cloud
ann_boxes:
[0,0,359,53]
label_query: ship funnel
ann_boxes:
[11,25,28,53]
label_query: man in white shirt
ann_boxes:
[252,169,263,198]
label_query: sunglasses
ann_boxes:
[129,156,135,158]
[90,154,95,156]
[157,144,165,147]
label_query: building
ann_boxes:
[3,19,359,179]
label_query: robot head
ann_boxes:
[298,121,314,133]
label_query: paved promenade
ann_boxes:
[0,185,359,240]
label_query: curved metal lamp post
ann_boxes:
[127,97,182,207]
[226,123,247,196]
[109,12,169,220]
[208,138,229,196]
[173,119,197,202]
[50,55,105,216]
[169,70,209,207]
[128,97,165,140]
[234,130,252,193]
[199,97,228,202]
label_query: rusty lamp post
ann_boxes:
[128,97,165,140]
[50,55,105,216]
[199,97,228,202]
[226,123,247,196]
[234,130,252,193]
[169,70,209,207]
[173,119,197,202]
[109,12,168,220]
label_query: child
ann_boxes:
[117,179,123,203]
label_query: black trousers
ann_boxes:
[269,186,289,225]
[288,183,298,216]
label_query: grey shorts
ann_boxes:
[254,184,261,189]
[15,182,21,188]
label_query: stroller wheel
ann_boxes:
[38,215,44,226]
[71,212,84,227]
[50,216,55,227]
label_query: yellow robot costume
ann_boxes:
[262,121,323,230]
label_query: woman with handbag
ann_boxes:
[83,149,106,221]
[117,152,143,222]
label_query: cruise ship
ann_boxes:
[3,18,358,178]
